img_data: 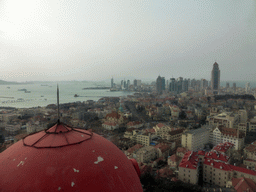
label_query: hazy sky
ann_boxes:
[0,0,255,82]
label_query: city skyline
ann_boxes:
[0,1,255,82]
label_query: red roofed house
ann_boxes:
[204,151,230,163]
[178,151,199,184]
[154,143,171,159]
[212,126,245,150]
[102,122,119,130]
[168,154,182,169]
[226,177,256,192]
[127,121,144,129]
[203,159,233,186]
[203,158,256,187]
[156,166,173,179]
[212,142,235,157]
[104,111,127,125]
[243,142,256,169]
[176,147,188,158]
[125,144,143,158]
[139,163,153,175]
[197,150,206,162]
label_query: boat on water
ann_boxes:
[41,95,44,97]
[74,94,79,97]
[110,88,119,92]
[18,89,27,91]
[25,90,31,93]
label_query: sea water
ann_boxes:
[0,81,132,108]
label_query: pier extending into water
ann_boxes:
[0,96,14,99]
[82,87,110,90]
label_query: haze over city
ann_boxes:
[0,0,255,82]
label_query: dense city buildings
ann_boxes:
[1,62,256,191]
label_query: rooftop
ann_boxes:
[179,151,198,170]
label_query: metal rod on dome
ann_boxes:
[57,84,60,123]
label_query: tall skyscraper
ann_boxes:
[161,77,165,91]
[169,78,176,93]
[233,83,236,92]
[111,77,114,88]
[156,75,163,94]
[134,79,137,87]
[211,62,220,91]
[127,80,130,89]
[124,80,127,89]
[245,82,250,93]
[226,82,229,89]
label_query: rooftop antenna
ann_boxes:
[57,84,60,123]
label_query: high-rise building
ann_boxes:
[233,83,236,92]
[245,82,250,93]
[169,78,176,93]
[226,82,229,89]
[124,80,127,89]
[177,77,183,93]
[127,80,130,89]
[111,77,114,88]
[136,80,142,86]
[182,79,189,92]
[134,79,137,87]
[156,75,163,94]
[161,77,165,91]
[211,62,220,92]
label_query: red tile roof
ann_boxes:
[139,164,152,175]
[168,154,181,162]
[212,142,234,154]
[127,144,143,154]
[244,144,256,153]
[204,159,256,176]
[145,128,155,133]
[156,123,166,128]
[219,127,245,138]
[103,122,118,126]
[232,177,256,192]
[154,143,170,153]
[176,147,188,154]
[205,151,230,163]
[230,165,256,176]
[179,151,198,170]
[127,121,143,126]
[198,150,206,156]
[105,111,121,119]
[156,167,173,178]
[204,159,232,171]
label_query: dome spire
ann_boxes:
[57,84,60,123]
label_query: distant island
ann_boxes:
[0,80,20,85]
[0,80,34,85]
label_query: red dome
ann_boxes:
[0,122,143,191]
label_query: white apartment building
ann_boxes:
[207,112,239,128]
[181,127,210,151]
[133,146,157,163]
[211,127,245,150]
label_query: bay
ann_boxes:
[0,81,132,108]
